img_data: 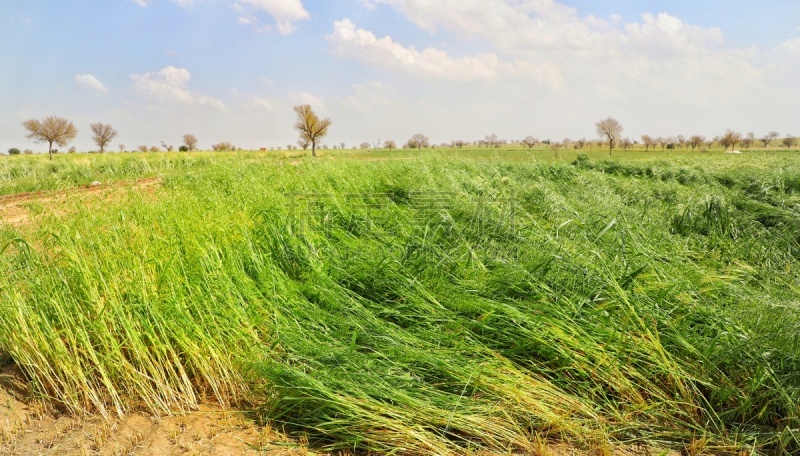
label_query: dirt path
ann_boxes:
[0,177,161,229]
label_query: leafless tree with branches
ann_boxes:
[23,115,78,160]
[90,122,118,153]
[183,134,198,151]
[595,117,623,156]
[521,136,538,153]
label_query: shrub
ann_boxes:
[179,145,189,152]
[8,148,21,155]
[23,149,33,154]
[211,142,235,151]
[571,153,590,168]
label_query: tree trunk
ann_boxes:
[48,141,53,161]
[311,141,317,157]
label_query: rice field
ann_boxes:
[1,149,799,454]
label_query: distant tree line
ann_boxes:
[9,113,798,157]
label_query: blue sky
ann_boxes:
[2,0,799,153]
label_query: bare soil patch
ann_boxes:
[0,364,309,455]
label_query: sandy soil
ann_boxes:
[0,363,312,456]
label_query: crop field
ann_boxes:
[1,149,800,454]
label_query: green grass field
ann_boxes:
[1,148,799,454]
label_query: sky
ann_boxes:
[1,0,799,153]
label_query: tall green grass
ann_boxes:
[0,151,287,196]
[1,153,799,453]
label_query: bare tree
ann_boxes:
[641,135,655,152]
[23,115,78,160]
[212,142,236,151]
[150,146,160,152]
[297,138,310,150]
[160,141,174,152]
[783,135,798,149]
[118,143,125,152]
[485,133,498,148]
[689,135,705,152]
[720,130,742,151]
[595,117,623,156]
[293,104,331,157]
[360,142,371,149]
[90,122,118,153]
[741,132,755,150]
[137,145,148,153]
[676,135,686,149]
[372,139,381,150]
[762,131,780,148]
[620,138,633,150]
[656,137,667,152]
[408,133,429,150]
[549,142,560,158]
[521,136,538,152]
[384,140,396,150]
[183,134,198,151]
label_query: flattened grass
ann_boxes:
[1,153,800,453]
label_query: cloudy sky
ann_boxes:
[1,0,799,153]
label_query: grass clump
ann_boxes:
[1,153,799,454]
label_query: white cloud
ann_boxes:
[366,0,730,59]
[75,74,108,94]
[235,0,309,35]
[132,0,198,7]
[336,81,396,113]
[622,13,725,59]
[329,19,522,82]
[367,0,588,52]
[780,38,800,54]
[131,66,225,110]
[243,95,281,113]
[289,91,326,111]
[351,1,765,106]
[242,91,324,117]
